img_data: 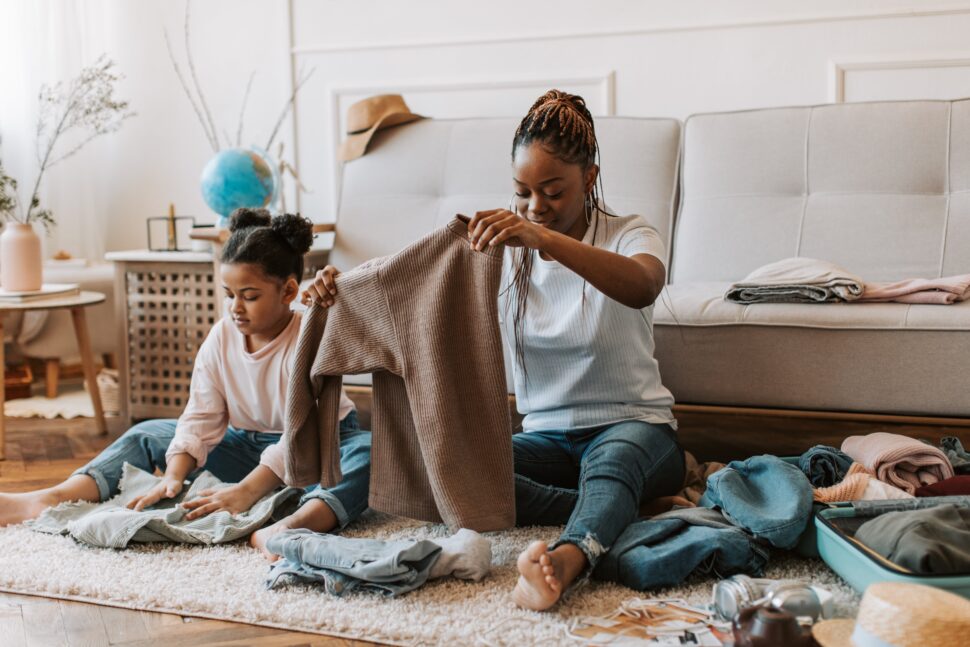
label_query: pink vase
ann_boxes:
[0,222,43,291]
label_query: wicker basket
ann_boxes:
[96,368,120,416]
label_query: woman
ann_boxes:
[467,90,685,611]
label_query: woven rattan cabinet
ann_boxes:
[106,251,221,428]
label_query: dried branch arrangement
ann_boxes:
[0,55,134,231]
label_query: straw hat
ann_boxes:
[337,94,425,161]
[812,582,970,647]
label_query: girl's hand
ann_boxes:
[127,476,184,512]
[181,483,261,520]
[301,265,340,307]
[466,209,548,251]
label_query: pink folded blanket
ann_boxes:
[858,274,970,305]
[841,432,955,495]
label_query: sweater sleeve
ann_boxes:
[166,339,229,468]
[282,266,400,488]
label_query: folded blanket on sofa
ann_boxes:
[842,432,955,495]
[858,273,970,305]
[725,257,864,304]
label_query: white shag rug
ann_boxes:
[0,511,860,646]
[4,388,94,419]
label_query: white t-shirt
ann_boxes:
[166,311,356,478]
[499,210,676,432]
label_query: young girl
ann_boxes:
[467,90,686,610]
[0,209,372,555]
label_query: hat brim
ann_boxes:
[812,619,856,647]
[338,112,425,162]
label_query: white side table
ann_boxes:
[0,291,107,460]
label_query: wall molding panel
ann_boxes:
[291,6,970,55]
[830,54,970,102]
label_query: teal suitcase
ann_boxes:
[813,497,970,599]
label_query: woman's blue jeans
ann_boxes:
[513,420,685,571]
[73,411,371,529]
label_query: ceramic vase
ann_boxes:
[0,222,43,291]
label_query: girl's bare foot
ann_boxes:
[0,491,60,527]
[249,498,339,561]
[249,519,293,562]
[512,541,564,610]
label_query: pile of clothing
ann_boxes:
[725,257,970,305]
[618,431,970,590]
[597,455,814,590]
[799,432,969,501]
[797,432,970,577]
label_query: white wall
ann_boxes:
[0,0,295,260]
[290,0,970,221]
[4,1,970,258]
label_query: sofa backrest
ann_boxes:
[670,99,970,284]
[330,116,682,272]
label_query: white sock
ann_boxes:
[428,528,492,581]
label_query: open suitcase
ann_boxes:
[809,496,970,599]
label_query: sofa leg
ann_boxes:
[45,359,59,399]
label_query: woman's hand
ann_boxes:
[302,265,340,307]
[181,483,261,520]
[466,209,548,251]
[127,476,184,512]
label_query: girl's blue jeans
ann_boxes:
[73,411,371,529]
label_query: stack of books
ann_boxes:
[0,283,80,303]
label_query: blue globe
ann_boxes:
[200,147,279,225]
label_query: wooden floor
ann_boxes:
[1,409,967,646]
[0,416,377,647]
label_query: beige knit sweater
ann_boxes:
[280,216,515,532]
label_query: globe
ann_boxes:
[200,147,279,226]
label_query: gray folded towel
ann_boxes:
[725,257,864,304]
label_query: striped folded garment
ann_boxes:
[842,432,955,495]
[725,257,865,304]
[813,462,913,503]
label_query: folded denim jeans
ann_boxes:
[699,455,813,549]
[29,463,301,548]
[266,528,443,597]
[799,445,854,488]
[594,507,770,591]
[265,528,492,597]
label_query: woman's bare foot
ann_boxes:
[512,541,564,610]
[512,540,588,611]
[249,519,293,562]
[0,491,60,527]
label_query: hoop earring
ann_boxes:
[584,193,593,225]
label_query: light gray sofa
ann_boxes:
[329,99,970,421]
[655,100,970,419]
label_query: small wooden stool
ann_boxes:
[0,291,108,460]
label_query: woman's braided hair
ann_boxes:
[506,90,606,377]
